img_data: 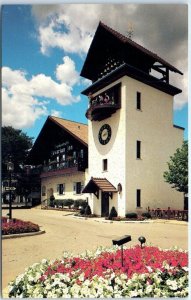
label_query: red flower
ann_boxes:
[41,246,188,281]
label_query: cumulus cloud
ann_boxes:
[32,4,188,110]
[2,57,80,128]
[50,109,62,117]
[56,56,79,86]
[2,86,47,129]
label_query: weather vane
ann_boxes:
[127,21,134,39]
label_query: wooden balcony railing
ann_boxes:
[40,158,87,178]
[86,102,120,121]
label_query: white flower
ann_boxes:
[145,284,153,294]
[153,288,162,297]
[79,272,85,282]
[120,273,127,280]
[83,279,91,286]
[146,266,153,272]
[15,274,24,285]
[129,290,139,297]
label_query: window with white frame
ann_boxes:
[57,183,65,195]
[73,182,84,194]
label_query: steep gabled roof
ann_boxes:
[50,116,88,145]
[80,21,182,82]
[27,116,88,165]
[99,22,182,75]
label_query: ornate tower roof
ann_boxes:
[81,21,182,96]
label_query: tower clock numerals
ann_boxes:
[98,124,112,145]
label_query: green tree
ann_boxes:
[2,126,33,175]
[164,141,188,195]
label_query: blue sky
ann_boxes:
[2,4,188,141]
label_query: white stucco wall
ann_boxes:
[87,75,184,216]
[87,78,127,216]
[41,172,87,201]
[124,76,184,213]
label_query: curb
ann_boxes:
[72,216,89,220]
[2,229,45,239]
[72,216,187,225]
[94,219,153,224]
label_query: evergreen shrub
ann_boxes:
[74,199,87,209]
[109,206,118,220]
[85,205,92,215]
[49,195,55,207]
[125,212,137,219]
[142,212,152,219]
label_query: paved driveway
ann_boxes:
[2,208,188,290]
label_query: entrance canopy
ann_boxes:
[82,177,117,198]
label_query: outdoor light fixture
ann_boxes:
[112,235,131,266]
[138,236,146,248]
[7,159,14,220]
[117,183,122,194]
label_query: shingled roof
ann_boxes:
[50,116,88,146]
[27,116,88,165]
[83,177,117,193]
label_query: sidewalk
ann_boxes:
[73,215,188,226]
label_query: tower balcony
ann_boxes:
[85,82,121,121]
[86,102,120,121]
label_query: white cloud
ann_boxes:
[38,16,93,56]
[56,56,79,86]
[2,58,81,128]
[32,4,187,110]
[2,87,47,129]
[2,67,28,87]
[50,109,62,117]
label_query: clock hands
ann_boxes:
[99,124,112,145]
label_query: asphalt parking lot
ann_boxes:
[2,207,188,291]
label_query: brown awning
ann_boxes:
[82,177,117,193]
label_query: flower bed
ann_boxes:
[8,245,188,298]
[111,216,146,221]
[2,217,40,235]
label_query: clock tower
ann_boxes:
[81,22,184,217]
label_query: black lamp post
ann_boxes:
[138,236,146,249]
[112,235,131,267]
[7,160,14,220]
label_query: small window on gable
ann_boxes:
[103,159,108,171]
[136,92,141,110]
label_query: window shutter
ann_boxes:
[57,184,59,194]
[73,182,76,194]
[81,182,84,193]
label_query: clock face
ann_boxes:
[98,124,112,145]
